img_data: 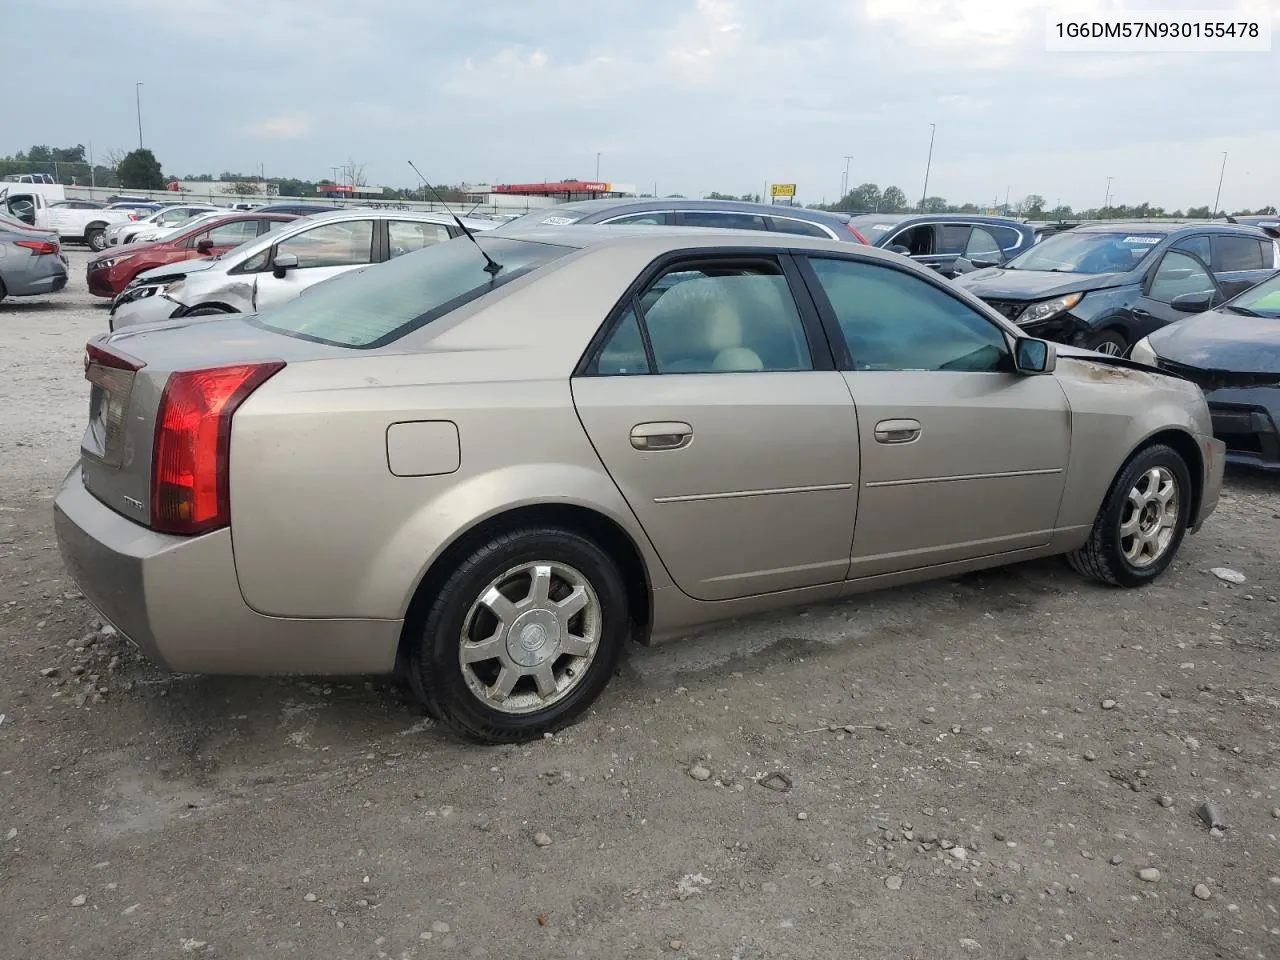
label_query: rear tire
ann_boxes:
[184,306,235,317]
[407,527,629,743]
[1067,443,1191,587]
[86,228,106,252]
[1084,328,1127,356]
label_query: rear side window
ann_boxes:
[1212,234,1267,271]
[591,259,814,375]
[250,238,571,348]
[766,216,830,238]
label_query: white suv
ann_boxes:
[108,209,496,330]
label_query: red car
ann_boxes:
[86,213,297,298]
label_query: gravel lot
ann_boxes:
[2,250,1279,960]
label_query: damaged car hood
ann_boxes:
[1149,311,1280,376]
[131,257,223,286]
[954,268,1129,299]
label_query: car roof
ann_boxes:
[1073,221,1268,236]
[497,222,914,259]
[518,197,850,222]
[288,208,494,229]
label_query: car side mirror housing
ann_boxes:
[1014,337,1056,375]
[272,252,299,278]
[1171,291,1213,314]
[970,256,1001,269]
[886,244,911,256]
[196,238,214,254]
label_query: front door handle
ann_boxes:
[874,418,921,444]
[630,421,693,451]
[1132,307,1152,318]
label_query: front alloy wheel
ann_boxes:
[1067,443,1191,587]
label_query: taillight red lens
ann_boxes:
[846,223,869,244]
[14,239,58,255]
[150,362,285,535]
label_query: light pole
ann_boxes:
[595,152,601,182]
[919,123,935,212]
[841,155,852,202]
[1103,176,1113,212]
[1212,151,1228,216]
[135,82,144,150]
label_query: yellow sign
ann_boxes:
[770,183,797,198]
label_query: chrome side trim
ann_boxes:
[864,467,1062,488]
[654,482,853,503]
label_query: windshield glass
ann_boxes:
[1004,231,1162,273]
[846,217,902,243]
[251,237,573,348]
[1227,271,1280,317]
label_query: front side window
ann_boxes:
[808,257,1009,373]
[275,220,374,268]
[204,220,260,247]
[388,219,452,258]
[1147,250,1217,303]
[605,212,670,225]
[1212,234,1266,271]
[593,260,813,375]
[887,224,935,256]
[990,225,1025,252]
[675,211,768,231]
[1172,235,1211,264]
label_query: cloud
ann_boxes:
[243,114,313,140]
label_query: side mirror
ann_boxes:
[1014,337,1056,375]
[1171,291,1214,314]
[271,251,299,278]
[886,244,911,256]
[196,238,214,254]
[969,257,1001,269]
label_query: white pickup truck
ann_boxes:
[0,185,137,251]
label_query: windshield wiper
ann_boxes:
[408,160,502,276]
[1223,304,1261,317]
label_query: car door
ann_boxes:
[1131,248,1222,337]
[572,253,860,601]
[798,254,1071,578]
[251,218,375,311]
[1210,234,1273,298]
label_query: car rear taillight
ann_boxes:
[14,239,58,255]
[846,222,869,244]
[150,362,285,535]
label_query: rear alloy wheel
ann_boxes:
[1085,329,1127,356]
[1067,443,1191,587]
[86,228,106,252]
[408,527,629,743]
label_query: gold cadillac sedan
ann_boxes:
[54,225,1225,742]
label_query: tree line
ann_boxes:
[815,182,1276,221]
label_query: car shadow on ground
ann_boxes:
[0,300,64,313]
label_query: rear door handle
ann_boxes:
[874,418,921,444]
[630,421,693,451]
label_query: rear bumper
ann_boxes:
[1,256,68,296]
[53,466,401,675]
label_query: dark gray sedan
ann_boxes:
[0,212,67,301]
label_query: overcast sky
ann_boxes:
[9,0,1278,210]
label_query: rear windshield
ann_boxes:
[250,236,573,348]
[846,217,901,243]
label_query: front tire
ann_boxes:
[1067,443,1192,587]
[407,527,630,743]
[1085,328,1127,356]
[86,228,106,252]
[183,306,235,317]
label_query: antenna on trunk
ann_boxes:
[408,160,502,276]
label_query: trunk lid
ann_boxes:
[79,315,352,527]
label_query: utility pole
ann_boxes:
[841,155,852,202]
[1103,176,1113,211]
[1004,185,1011,213]
[135,82,144,150]
[1212,151,1228,216]
[919,123,935,212]
[88,141,96,197]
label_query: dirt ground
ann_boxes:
[2,251,1278,960]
